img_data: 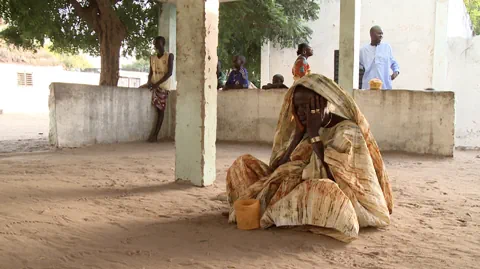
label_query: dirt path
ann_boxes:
[0,113,50,154]
[0,142,478,269]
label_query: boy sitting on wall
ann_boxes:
[262,74,289,90]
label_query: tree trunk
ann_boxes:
[99,27,123,86]
[95,0,126,86]
[69,0,126,86]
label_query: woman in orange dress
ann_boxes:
[292,43,313,81]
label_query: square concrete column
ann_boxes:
[175,0,219,187]
[432,0,449,89]
[260,41,271,87]
[338,0,361,95]
[158,2,177,90]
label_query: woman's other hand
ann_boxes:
[272,126,305,169]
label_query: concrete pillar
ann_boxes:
[338,0,361,95]
[260,41,271,87]
[175,0,219,187]
[432,0,449,89]
[158,2,177,89]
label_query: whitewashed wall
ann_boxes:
[448,0,473,39]
[0,64,68,113]
[445,0,479,149]
[264,0,436,89]
[447,36,480,149]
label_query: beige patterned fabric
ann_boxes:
[150,52,171,90]
[226,74,393,242]
[270,74,393,213]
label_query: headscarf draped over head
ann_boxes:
[269,74,393,214]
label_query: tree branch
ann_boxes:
[94,0,117,14]
[93,0,127,37]
[68,0,91,21]
[68,0,100,32]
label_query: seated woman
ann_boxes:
[224,55,249,90]
[226,74,393,242]
[262,74,289,90]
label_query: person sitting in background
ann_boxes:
[262,74,289,90]
[224,55,249,90]
[292,43,313,81]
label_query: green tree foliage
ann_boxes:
[0,0,320,87]
[218,0,320,87]
[465,0,480,35]
[0,0,158,85]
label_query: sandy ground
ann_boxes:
[0,113,51,154]
[0,142,478,269]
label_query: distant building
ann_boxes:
[0,63,147,113]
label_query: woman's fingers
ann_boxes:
[306,103,311,121]
[315,96,321,111]
[310,96,316,112]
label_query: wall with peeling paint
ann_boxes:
[447,37,480,149]
[48,86,455,156]
[48,83,175,148]
[354,89,455,156]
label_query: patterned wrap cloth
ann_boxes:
[151,88,169,111]
[226,74,393,242]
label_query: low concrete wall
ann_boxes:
[353,90,455,156]
[217,89,285,143]
[215,89,455,156]
[49,84,455,156]
[49,83,175,148]
[136,89,284,144]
